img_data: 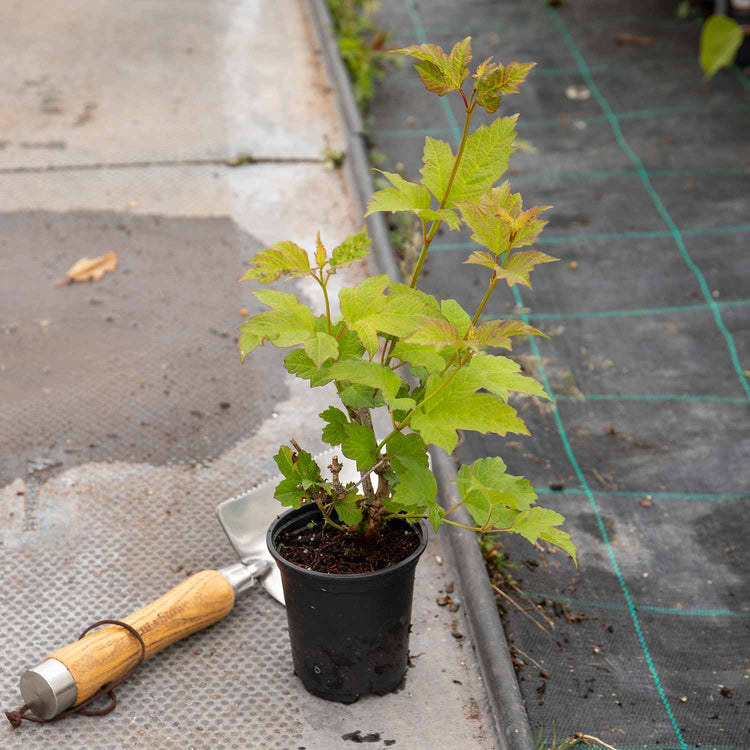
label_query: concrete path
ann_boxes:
[0,2,496,748]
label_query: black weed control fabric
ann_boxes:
[369,0,750,746]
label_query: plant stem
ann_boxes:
[408,103,475,289]
[340,457,389,495]
[374,360,464,453]
[322,282,332,335]
[501,231,517,270]
[317,501,346,531]
[443,518,511,533]
[384,512,428,521]
[313,273,333,334]
[471,273,496,326]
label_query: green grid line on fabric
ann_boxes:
[430,223,750,251]
[510,166,750,184]
[553,393,749,404]
[373,101,750,138]
[535,487,749,501]
[544,6,750,404]
[398,6,742,746]
[479,298,750,321]
[398,63,613,79]
[509,281,689,748]
[526,592,750,618]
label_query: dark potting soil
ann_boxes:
[276,520,420,574]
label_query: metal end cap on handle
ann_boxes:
[19,658,77,720]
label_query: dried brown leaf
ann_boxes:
[57,252,118,286]
[616,33,654,47]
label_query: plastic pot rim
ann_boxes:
[266,504,429,584]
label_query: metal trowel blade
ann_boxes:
[215,449,361,606]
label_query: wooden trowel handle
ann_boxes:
[49,570,235,707]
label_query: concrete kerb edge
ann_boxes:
[306,1,535,747]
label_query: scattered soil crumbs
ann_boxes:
[276,520,420,574]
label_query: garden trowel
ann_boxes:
[16,449,353,722]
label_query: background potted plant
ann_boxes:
[238,37,576,704]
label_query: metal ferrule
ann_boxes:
[218,559,270,598]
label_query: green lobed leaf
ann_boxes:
[328,359,413,411]
[274,477,307,508]
[428,503,445,532]
[283,349,334,387]
[339,275,429,355]
[457,457,532,503]
[472,319,544,351]
[515,205,552,248]
[420,136,455,204]
[365,171,432,217]
[389,454,437,508]
[405,316,461,349]
[440,299,472,338]
[457,201,515,256]
[475,319,547,348]
[274,445,297,479]
[330,227,371,269]
[338,384,377,409]
[339,274,389,354]
[495,250,558,288]
[320,406,348,445]
[497,61,536,95]
[463,250,497,270]
[413,59,454,96]
[511,507,577,564]
[337,327,367,360]
[468,354,549,400]
[474,59,504,114]
[388,283,442,315]
[333,488,364,526]
[390,39,471,96]
[386,432,429,465]
[538,526,577,565]
[445,37,472,89]
[341,423,379,472]
[272,448,323,507]
[391,42,449,66]
[451,116,519,204]
[422,117,518,207]
[297,449,323,483]
[700,15,743,78]
[244,289,315,347]
[473,60,535,114]
[417,207,463,231]
[239,240,310,284]
[303,331,339,369]
[455,182,547,256]
[390,341,447,375]
[472,320,512,350]
[457,457,537,528]
[315,232,327,267]
[239,329,263,363]
[410,366,530,452]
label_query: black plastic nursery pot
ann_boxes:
[267,504,428,703]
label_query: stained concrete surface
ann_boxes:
[0,0,339,166]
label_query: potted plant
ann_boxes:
[238,37,576,704]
